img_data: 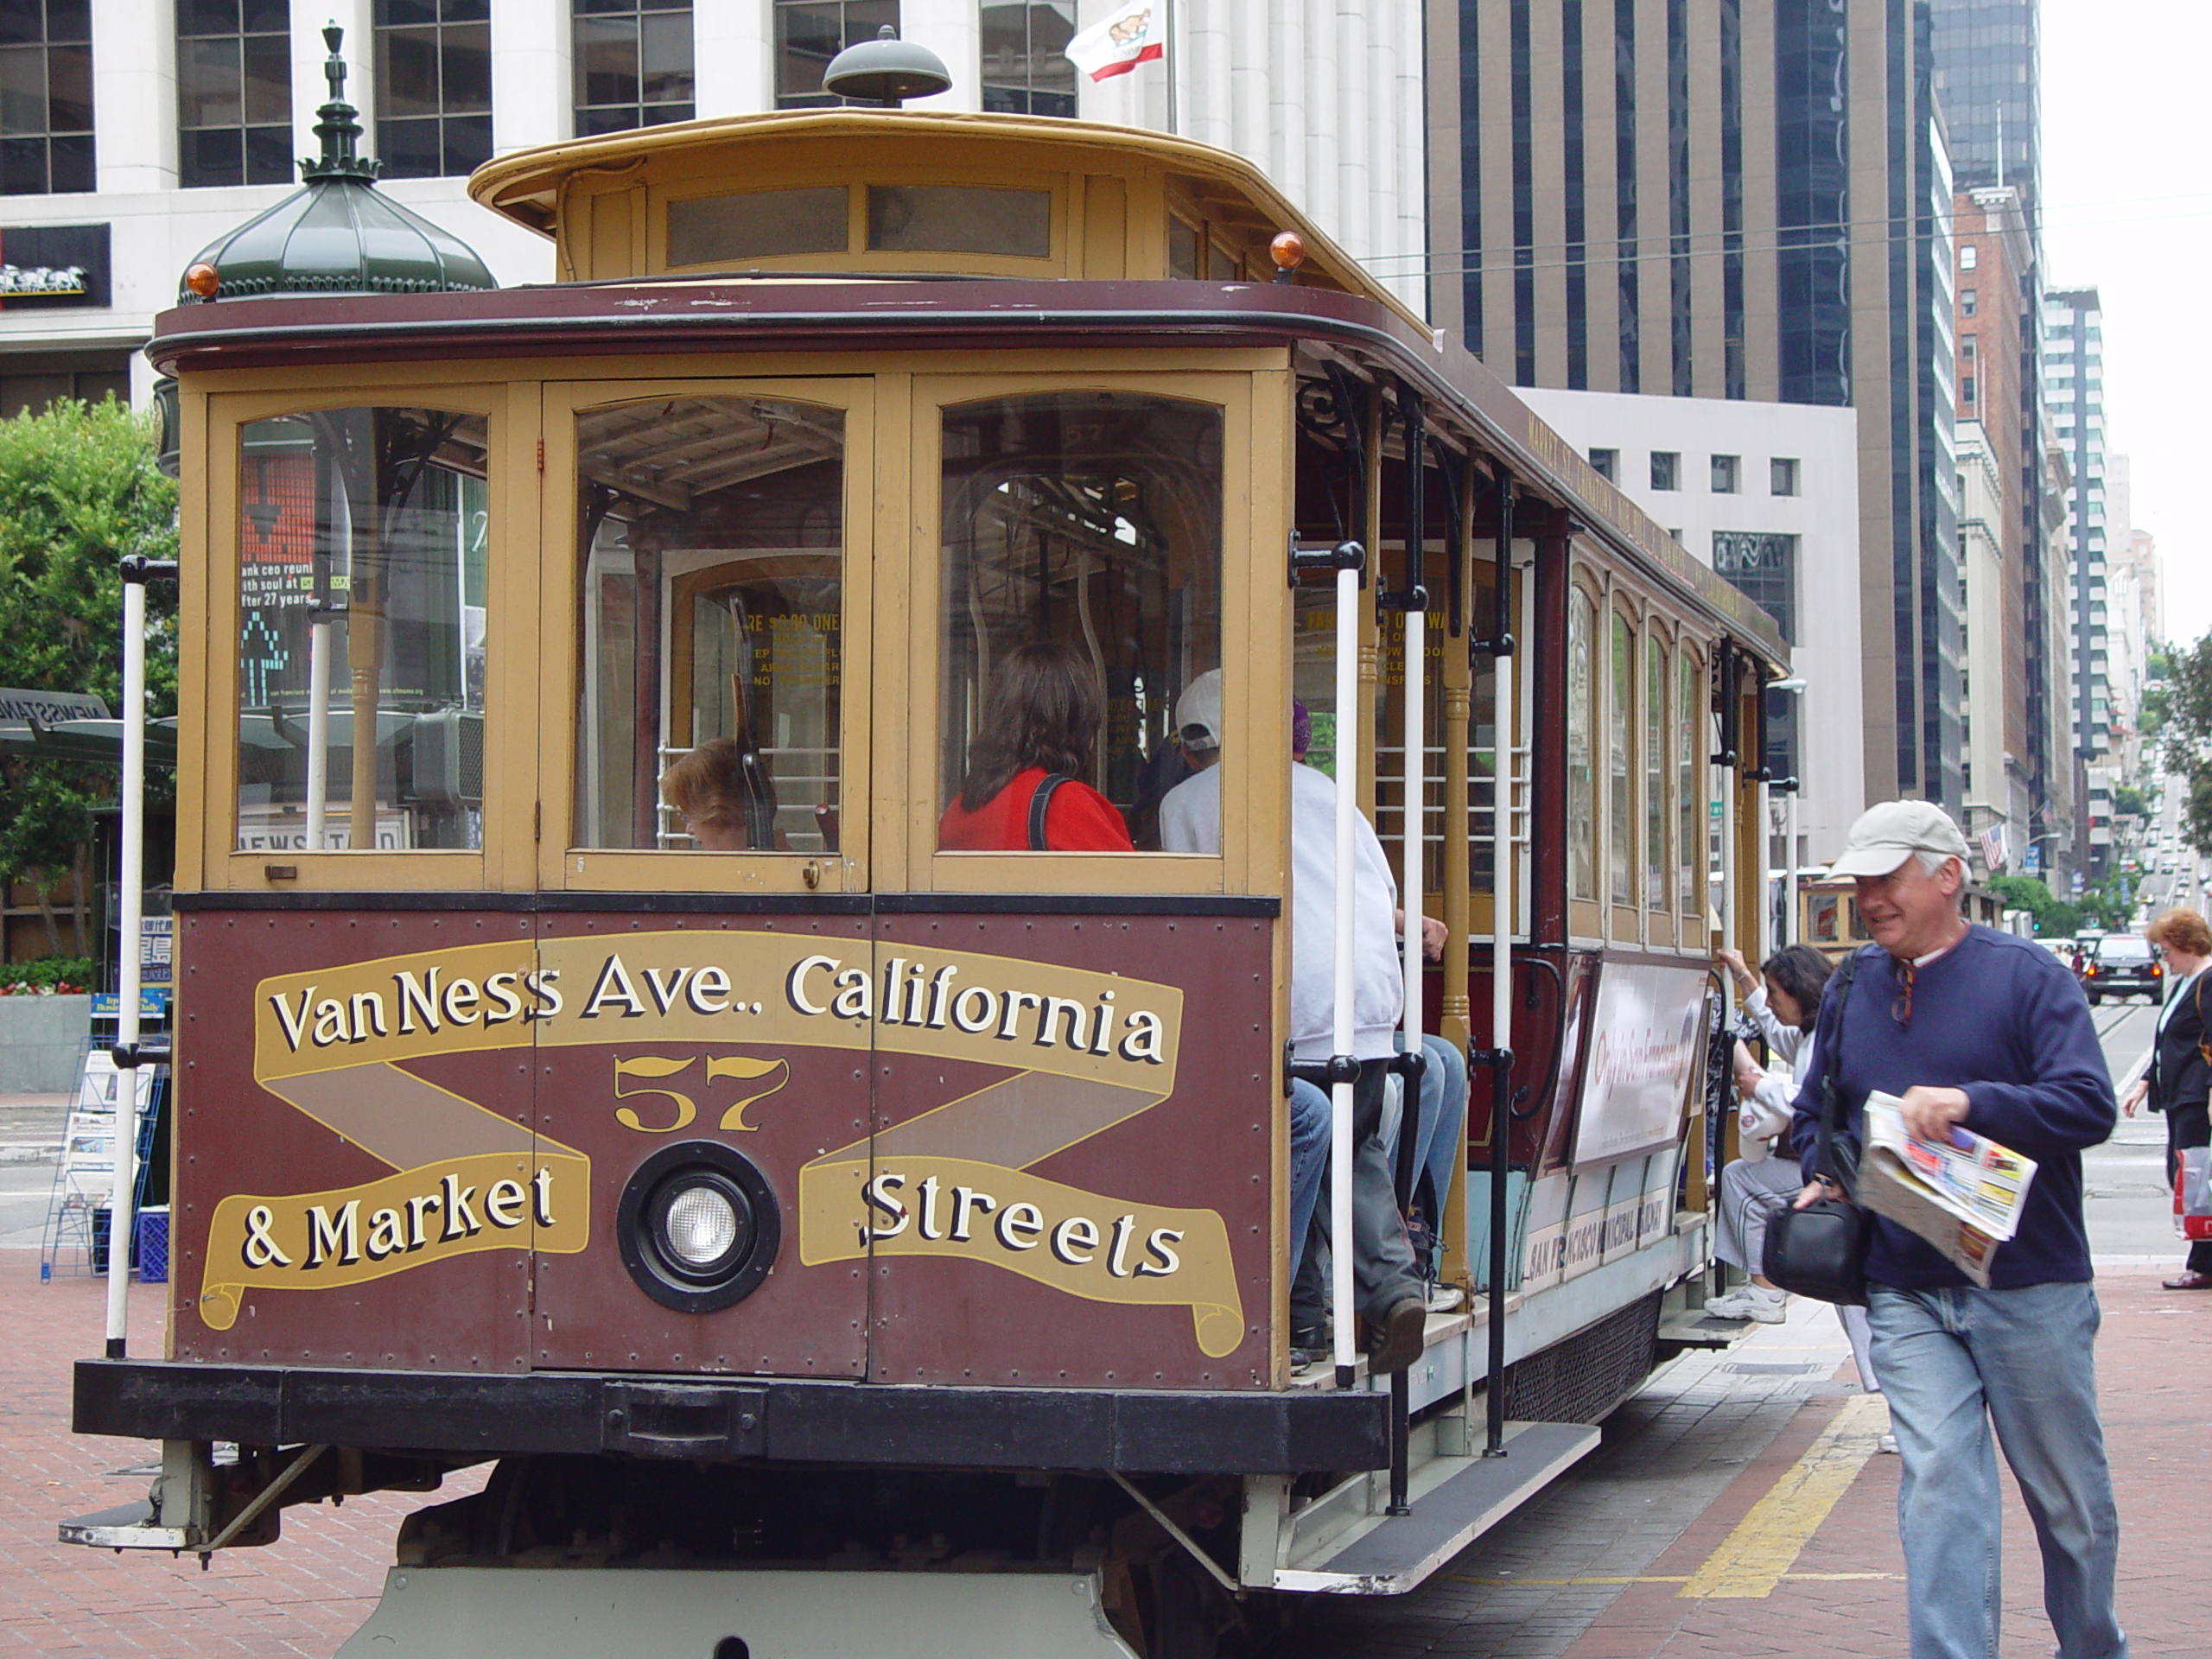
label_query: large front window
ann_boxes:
[937,391,1223,852]
[233,407,490,852]
[573,397,846,855]
[1567,586,1596,903]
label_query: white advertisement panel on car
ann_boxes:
[1569,960,1708,1166]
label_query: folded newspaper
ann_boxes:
[1857,1092,2039,1287]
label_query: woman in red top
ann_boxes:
[938,641,1135,852]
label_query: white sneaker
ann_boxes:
[1878,1433,1898,1454]
[1704,1287,1788,1324]
[1426,1285,1465,1313]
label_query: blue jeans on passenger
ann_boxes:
[1382,1033,1468,1226]
[1287,1078,1330,1285]
[1866,1281,2127,1659]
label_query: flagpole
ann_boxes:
[1163,0,1178,135]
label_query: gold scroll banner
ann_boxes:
[800,1153,1245,1358]
[199,1148,590,1332]
[217,931,1241,1357]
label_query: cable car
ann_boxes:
[64,34,1788,1658]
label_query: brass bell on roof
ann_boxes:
[821,26,953,106]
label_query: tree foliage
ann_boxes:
[0,399,179,950]
[1986,874,2083,939]
[2165,628,2212,861]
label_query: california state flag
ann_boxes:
[1065,0,1166,81]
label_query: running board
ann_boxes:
[1271,1421,1599,1595]
[337,1566,1139,1657]
[1656,1310,1768,1351]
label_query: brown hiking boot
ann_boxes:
[1366,1297,1427,1375]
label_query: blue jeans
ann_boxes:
[1867,1281,2126,1659]
[1382,1033,1469,1221]
[1287,1078,1330,1285]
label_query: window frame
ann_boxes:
[539,374,876,895]
[372,0,493,181]
[1565,575,1600,936]
[907,367,1273,897]
[202,380,514,894]
[571,0,697,138]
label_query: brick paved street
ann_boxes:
[0,1250,2198,1655]
[0,1270,481,1656]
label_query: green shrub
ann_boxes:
[0,957,96,994]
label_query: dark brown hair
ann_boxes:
[2148,907,2212,958]
[958,640,1103,812]
[1758,944,1834,1033]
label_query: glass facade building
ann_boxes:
[1438,0,1962,806]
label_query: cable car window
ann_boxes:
[938,391,1224,852]
[573,397,844,853]
[1166,215,1199,280]
[1567,586,1596,901]
[1679,647,1700,913]
[233,408,489,854]
[666,187,848,264]
[1610,609,1634,908]
[867,184,1050,257]
[1646,634,1668,911]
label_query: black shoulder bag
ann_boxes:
[1760,950,1870,1306]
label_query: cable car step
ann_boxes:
[58,1497,194,1552]
[1655,1311,1768,1350]
[1272,1420,1599,1595]
[336,1565,1139,1657]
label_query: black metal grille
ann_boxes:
[1500,1291,1662,1423]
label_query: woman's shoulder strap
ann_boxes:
[1027,772,1070,851]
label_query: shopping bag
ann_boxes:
[2174,1147,2212,1243]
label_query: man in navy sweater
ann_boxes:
[1790,801,2126,1659]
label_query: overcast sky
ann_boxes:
[2041,0,2209,650]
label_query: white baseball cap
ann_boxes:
[1176,669,1223,754]
[1827,800,1972,879]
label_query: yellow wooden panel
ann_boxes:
[1082,175,1128,279]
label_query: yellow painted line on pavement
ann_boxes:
[1676,1391,1890,1599]
[1446,1571,1899,1587]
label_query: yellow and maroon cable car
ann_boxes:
[66,36,1786,1658]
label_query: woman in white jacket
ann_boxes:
[1705,945,1834,1322]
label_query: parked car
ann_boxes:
[2080,934,2163,1005]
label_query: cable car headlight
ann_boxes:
[617,1142,780,1313]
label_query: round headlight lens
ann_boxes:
[664,1181,741,1267]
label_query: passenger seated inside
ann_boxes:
[1133,668,1220,849]
[661,737,783,851]
[938,640,1135,852]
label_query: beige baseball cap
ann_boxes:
[1827,800,1972,878]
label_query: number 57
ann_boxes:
[612,1053,790,1134]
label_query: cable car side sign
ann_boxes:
[180,911,1259,1377]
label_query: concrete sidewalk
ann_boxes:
[1559,1263,2201,1659]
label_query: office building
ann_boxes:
[1426,0,1961,812]
[1950,184,2071,884]
[1927,0,2038,210]
[1519,388,1866,869]
[0,1,1429,411]
[2044,284,2111,874]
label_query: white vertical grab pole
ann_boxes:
[1758,777,1772,958]
[1401,606,1424,1107]
[1785,786,1800,946]
[106,575,147,1357]
[1491,628,1514,1142]
[1330,563,1360,1386]
[306,620,332,850]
